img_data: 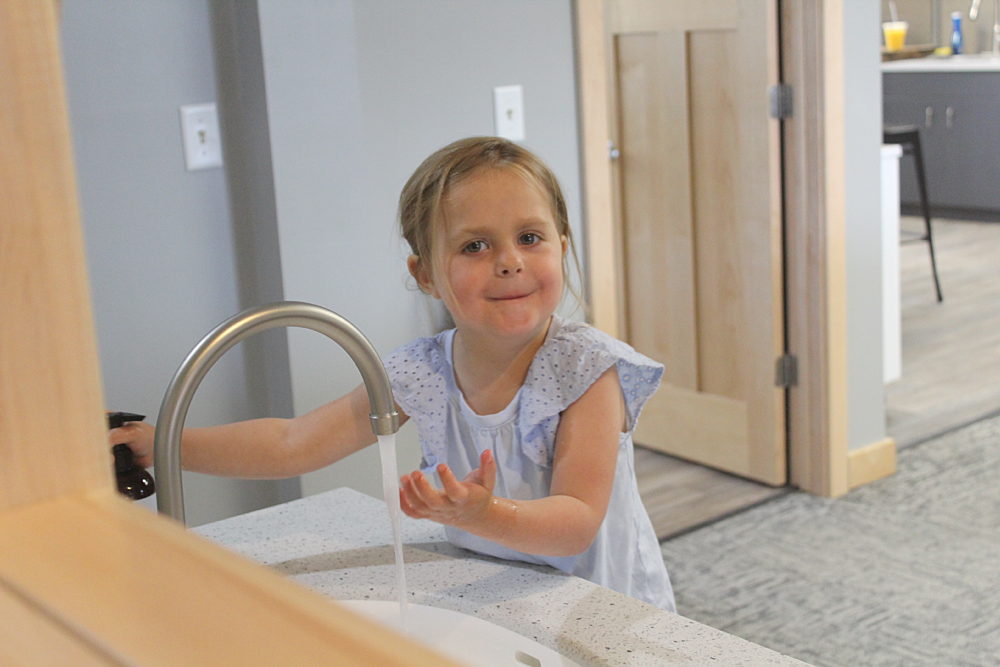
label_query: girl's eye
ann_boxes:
[519,232,541,245]
[463,240,487,253]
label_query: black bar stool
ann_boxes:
[883,124,944,302]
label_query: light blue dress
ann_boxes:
[385,315,676,612]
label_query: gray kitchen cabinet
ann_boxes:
[883,72,1000,214]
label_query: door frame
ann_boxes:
[573,0,849,497]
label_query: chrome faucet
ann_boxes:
[153,301,400,524]
[969,0,1000,55]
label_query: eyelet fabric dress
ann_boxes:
[385,315,675,612]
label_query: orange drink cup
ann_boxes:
[883,21,908,52]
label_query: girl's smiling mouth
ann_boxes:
[489,292,532,301]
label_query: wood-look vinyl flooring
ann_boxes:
[635,446,786,540]
[637,216,1000,540]
[886,216,1000,447]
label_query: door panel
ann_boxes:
[610,0,785,484]
[617,32,698,389]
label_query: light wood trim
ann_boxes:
[0,3,454,663]
[757,0,788,485]
[608,2,738,32]
[0,491,454,665]
[574,0,622,337]
[847,438,897,490]
[0,0,110,511]
[782,0,849,497]
[782,1,821,492]
[820,0,849,497]
[0,581,111,666]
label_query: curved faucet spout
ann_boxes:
[153,301,400,524]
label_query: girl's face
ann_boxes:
[411,167,567,344]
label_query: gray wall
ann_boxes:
[60,0,298,526]
[844,0,889,450]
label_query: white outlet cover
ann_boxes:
[493,85,525,141]
[179,103,223,171]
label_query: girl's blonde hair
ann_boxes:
[398,137,581,305]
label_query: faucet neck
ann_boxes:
[153,302,399,525]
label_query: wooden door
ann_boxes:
[609,0,786,484]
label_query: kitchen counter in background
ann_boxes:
[882,53,1000,72]
[196,488,807,666]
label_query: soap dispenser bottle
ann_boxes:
[951,11,963,55]
[107,411,155,500]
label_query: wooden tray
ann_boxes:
[882,44,937,61]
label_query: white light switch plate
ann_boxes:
[493,85,525,141]
[179,103,223,170]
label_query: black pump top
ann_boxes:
[107,412,154,499]
[107,411,146,430]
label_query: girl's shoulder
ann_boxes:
[383,330,453,411]
[544,315,635,357]
[536,315,664,386]
[520,316,664,433]
[385,330,449,372]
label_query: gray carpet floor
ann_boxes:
[661,411,1000,667]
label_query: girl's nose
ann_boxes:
[496,248,524,276]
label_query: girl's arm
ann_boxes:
[400,366,623,557]
[109,384,409,479]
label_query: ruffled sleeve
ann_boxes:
[517,317,664,467]
[383,333,450,469]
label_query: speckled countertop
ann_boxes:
[195,488,808,666]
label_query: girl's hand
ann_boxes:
[399,449,497,528]
[109,420,155,468]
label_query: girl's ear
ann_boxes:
[561,235,568,256]
[407,254,439,298]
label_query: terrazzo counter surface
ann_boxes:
[195,487,808,666]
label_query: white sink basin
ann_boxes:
[341,600,582,666]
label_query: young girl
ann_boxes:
[112,137,675,612]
